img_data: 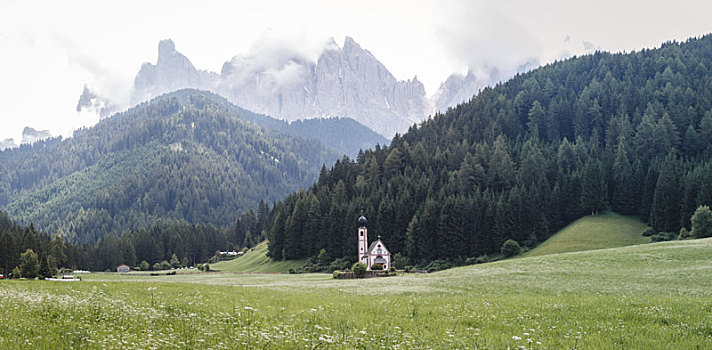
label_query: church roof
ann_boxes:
[367,239,389,255]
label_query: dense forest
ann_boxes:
[0,206,269,273]
[0,90,342,243]
[266,35,712,267]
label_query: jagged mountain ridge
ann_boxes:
[432,61,539,113]
[128,38,429,137]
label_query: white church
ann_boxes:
[357,215,391,271]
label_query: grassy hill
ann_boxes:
[209,241,306,273]
[524,211,650,257]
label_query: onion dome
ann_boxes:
[358,215,367,227]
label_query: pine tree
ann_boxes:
[651,152,681,233]
[0,229,18,274]
[267,207,287,260]
[580,158,607,215]
[612,138,636,214]
[39,254,51,278]
[527,100,546,139]
[283,194,308,260]
[488,135,515,191]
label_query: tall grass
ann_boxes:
[1,238,711,349]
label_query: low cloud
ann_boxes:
[435,0,543,81]
[51,32,132,110]
[222,30,330,84]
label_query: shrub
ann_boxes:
[650,232,677,242]
[424,260,453,272]
[642,228,655,237]
[139,261,150,271]
[467,254,490,265]
[371,263,384,271]
[160,260,171,270]
[501,239,521,257]
[352,262,367,278]
[12,266,21,279]
[152,262,161,271]
[691,205,712,238]
[392,253,408,270]
[678,227,691,240]
[20,249,39,279]
[523,233,538,248]
[477,254,489,264]
[294,262,325,273]
[317,249,331,266]
[170,254,181,268]
[328,257,352,272]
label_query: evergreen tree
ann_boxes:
[0,229,19,274]
[651,152,681,233]
[580,158,607,215]
[39,254,51,278]
[612,138,636,214]
[488,135,515,191]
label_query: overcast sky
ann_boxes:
[1,0,711,143]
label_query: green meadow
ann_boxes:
[525,212,650,257]
[2,238,712,349]
[210,241,306,273]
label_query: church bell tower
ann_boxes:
[357,215,368,264]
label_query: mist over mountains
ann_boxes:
[78,37,530,138]
[127,37,429,137]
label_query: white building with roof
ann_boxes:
[356,215,391,271]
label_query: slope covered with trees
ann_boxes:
[266,35,712,267]
[0,90,340,243]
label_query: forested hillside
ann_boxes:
[267,35,712,267]
[0,90,340,243]
[238,114,388,158]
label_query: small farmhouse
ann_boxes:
[116,264,130,273]
[356,215,391,271]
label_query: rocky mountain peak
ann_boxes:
[127,37,430,137]
[158,39,176,57]
[132,39,211,105]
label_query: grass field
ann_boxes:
[209,241,306,273]
[2,238,712,349]
[525,211,650,257]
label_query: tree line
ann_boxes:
[0,200,270,274]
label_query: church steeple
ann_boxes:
[357,214,368,265]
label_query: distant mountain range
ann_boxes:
[78,37,531,138]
